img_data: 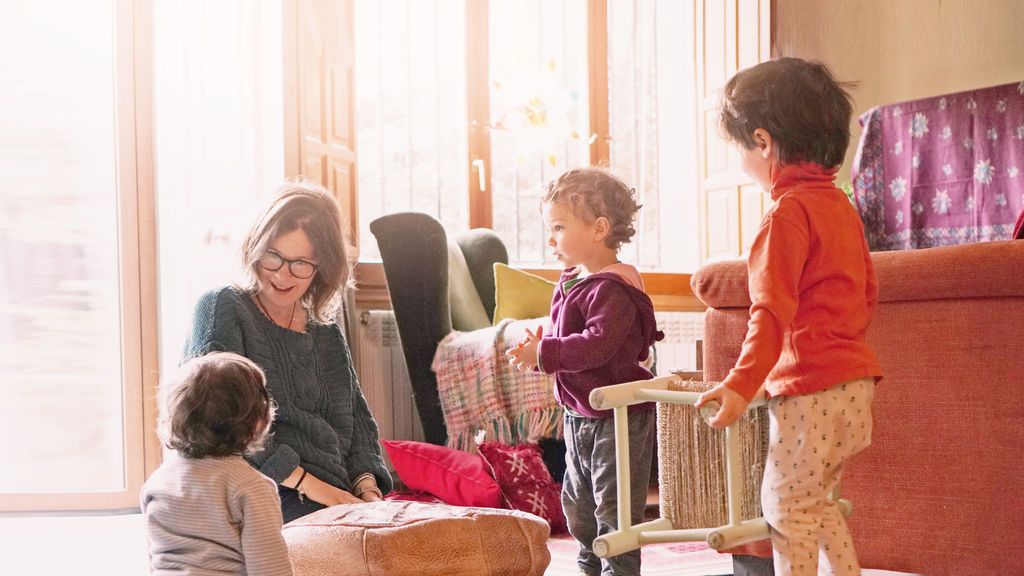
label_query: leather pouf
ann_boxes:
[282,500,551,576]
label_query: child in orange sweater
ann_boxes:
[697,58,883,576]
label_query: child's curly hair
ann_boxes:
[542,167,641,250]
[159,352,275,459]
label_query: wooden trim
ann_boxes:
[115,0,149,511]
[587,0,610,166]
[352,261,387,289]
[351,262,391,309]
[466,0,491,229]
[133,0,162,481]
[694,0,708,263]
[344,0,360,261]
[521,268,705,312]
[352,262,705,313]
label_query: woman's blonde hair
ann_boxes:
[240,180,349,324]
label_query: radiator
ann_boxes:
[349,309,701,444]
[652,311,705,375]
[351,310,424,447]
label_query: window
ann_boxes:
[152,0,285,373]
[486,0,591,264]
[353,0,700,271]
[354,0,469,261]
[0,0,152,511]
[610,0,667,268]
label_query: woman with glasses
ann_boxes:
[183,181,393,523]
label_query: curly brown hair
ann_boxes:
[718,57,856,170]
[159,352,275,459]
[240,179,350,325]
[541,167,641,250]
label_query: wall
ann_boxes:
[775,0,1024,183]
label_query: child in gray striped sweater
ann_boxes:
[142,352,294,575]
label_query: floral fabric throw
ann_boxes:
[851,81,1024,250]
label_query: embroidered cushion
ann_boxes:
[478,441,567,534]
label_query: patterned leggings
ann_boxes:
[761,378,875,576]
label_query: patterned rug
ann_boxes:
[545,534,924,576]
[545,533,733,576]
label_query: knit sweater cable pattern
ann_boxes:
[183,286,393,495]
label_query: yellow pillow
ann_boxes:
[492,263,557,325]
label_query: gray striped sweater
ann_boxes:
[141,454,293,575]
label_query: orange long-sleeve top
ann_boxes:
[723,162,883,401]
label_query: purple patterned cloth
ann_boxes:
[851,81,1024,251]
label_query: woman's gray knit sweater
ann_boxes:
[183,286,393,494]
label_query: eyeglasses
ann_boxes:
[257,251,318,279]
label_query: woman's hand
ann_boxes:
[506,326,543,372]
[301,474,363,506]
[696,383,750,429]
[284,469,362,506]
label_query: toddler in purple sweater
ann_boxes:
[507,167,662,576]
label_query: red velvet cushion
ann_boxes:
[384,490,444,504]
[382,440,502,508]
[478,441,567,534]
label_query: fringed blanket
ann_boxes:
[431,318,563,452]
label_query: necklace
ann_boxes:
[255,292,297,331]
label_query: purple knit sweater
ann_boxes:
[538,269,664,418]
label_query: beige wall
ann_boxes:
[775,0,1024,182]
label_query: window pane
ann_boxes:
[608,0,661,268]
[488,0,589,265]
[152,0,285,373]
[355,0,469,262]
[0,1,124,492]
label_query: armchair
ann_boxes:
[369,212,566,480]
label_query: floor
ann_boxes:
[0,512,731,576]
[0,511,919,576]
[546,533,734,575]
[0,514,149,575]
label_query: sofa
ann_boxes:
[690,240,1024,575]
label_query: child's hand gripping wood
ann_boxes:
[505,325,543,372]
[695,383,750,428]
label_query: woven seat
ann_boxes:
[657,378,769,530]
[283,500,551,576]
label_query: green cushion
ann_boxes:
[448,240,491,331]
